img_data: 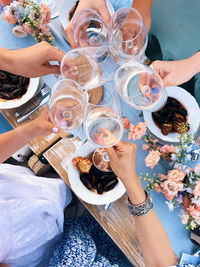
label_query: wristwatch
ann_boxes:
[126,190,153,216]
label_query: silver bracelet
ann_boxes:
[126,191,153,216]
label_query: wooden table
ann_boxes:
[1,106,146,266]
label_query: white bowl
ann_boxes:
[0,77,40,109]
[143,86,200,143]
[68,142,126,205]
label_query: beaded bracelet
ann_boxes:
[126,191,153,216]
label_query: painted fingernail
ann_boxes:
[151,87,159,95]
[52,127,59,133]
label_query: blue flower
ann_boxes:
[0,4,3,14]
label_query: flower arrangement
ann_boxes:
[1,0,54,44]
[141,132,200,231]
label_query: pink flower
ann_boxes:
[154,182,161,193]
[181,213,189,224]
[160,145,176,161]
[166,169,186,183]
[193,181,200,199]
[145,150,161,169]
[123,118,130,130]
[142,144,149,151]
[0,0,13,6]
[2,12,16,24]
[158,173,166,180]
[23,22,35,35]
[41,3,51,24]
[128,121,147,141]
[195,163,200,174]
[161,180,179,201]
[160,145,176,154]
[188,205,200,221]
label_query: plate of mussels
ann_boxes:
[0,70,39,109]
[68,142,126,205]
[143,86,200,143]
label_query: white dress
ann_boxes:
[0,163,72,267]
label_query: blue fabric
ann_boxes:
[0,113,12,134]
[0,9,200,261]
[48,216,132,267]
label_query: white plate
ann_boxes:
[68,142,126,205]
[59,0,114,41]
[143,86,200,143]
[0,77,39,109]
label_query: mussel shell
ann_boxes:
[80,173,93,190]
[97,183,103,194]
[89,164,108,177]
[175,108,187,117]
[0,91,11,100]
[99,173,117,183]
[152,113,165,124]
[103,179,118,192]
[0,71,7,80]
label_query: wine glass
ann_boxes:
[72,8,109,48]
[49,79,84,132]
[60,46,120,90]
[60,48,99,91]
[84,83,123,148]
[109,7,148,64]
[114,62,167,112]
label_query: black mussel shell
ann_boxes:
[0,71,7,80]
[99,173,117,183]
[0,91,11,100]
[164,112,174,123]
[103,179,118,192]
[89,164,108,177]
[97,183,103,194]
[175,107,187,117]
[91,175,98,189]
[152,113,165,124]
[80,173,93,190]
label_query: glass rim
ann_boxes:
[110,7,145,43]
[72,8,107,45]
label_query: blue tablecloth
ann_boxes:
[0,15,199,259]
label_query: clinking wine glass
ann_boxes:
[109,7,148,64]
[60,46,120,90]
[49,79,84,134]
[114,62,167,112]
[84,83,123,170]
[72,8,109,48]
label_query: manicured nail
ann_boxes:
[52,127,59,133]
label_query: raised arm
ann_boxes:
[106,140,176,266]
[0,108,57,163]
[131,0,153,32]
[0,42,65,77]
[152,51,200,87]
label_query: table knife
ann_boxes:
[17,95,50,123]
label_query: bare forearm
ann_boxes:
[187,51,200,76]
[0,123,37,163]
[131,0,153,31]
[126,176,176,266]
[0,48,12,73]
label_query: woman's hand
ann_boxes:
[152,52,200,87]
[66,0,111,48]
[3,42,65,77]
[28,106,58,138]
[106,140,146,204]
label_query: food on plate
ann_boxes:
[73,154,118,194]
[152,97,190,135]
[0,70,29,100]
[76,158,93,173]
[68,1,79,22]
